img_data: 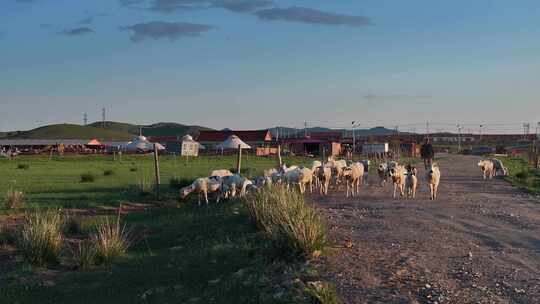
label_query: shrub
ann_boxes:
[305,281,341,304]
[80,172,96,183]
[169,176,192,189]
[0,224,16,246]
[93,213,130,265]
[17,164,30,170]
[516,170,529,180]
[246,185,326,260]
[5,187,24,209]
[129,167,138,172]
[71,240,96,270]
[136,173,154,195]
[62,215,83,236]
[17,210,63,266]
[103,169,115,176]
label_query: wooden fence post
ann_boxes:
[277,145,282,167]
[153,143,161,187]
[236,145,242,174]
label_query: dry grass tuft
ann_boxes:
[4,187,25,209]
[246,185,326,260]
[93,209,131,265]
[18,210,63,266]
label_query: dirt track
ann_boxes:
[309,155,540,304]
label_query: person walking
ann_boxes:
[420,138,434,170]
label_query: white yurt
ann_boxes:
[217,135,251,150]
[124,136,165,152]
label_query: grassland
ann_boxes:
[0,154,319,304]
[0,154,311,210]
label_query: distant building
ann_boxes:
[282,132,342,157]
[362,143,389,155]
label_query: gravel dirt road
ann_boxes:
[309,154,540,304]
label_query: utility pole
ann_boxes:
[479,124,483,142]
[523,123,530,141]
[83,113,88,126]
[457,124,462,152]
[304,121,308,138]
[351,121,361,156]
[102,108,106,128]
[537,122,540,140]
[425,121,430,138]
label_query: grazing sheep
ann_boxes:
[180,177,222,205]
[426,163,441,200]
[210,169,233,178]
[317,166,332,195]
[404,166,418,199]
[478,159,495,180]
[343,162,365,197]
[388,165,406,199]
[489,158,508,176]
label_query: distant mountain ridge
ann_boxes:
[269,126,401,138]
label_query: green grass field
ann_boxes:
[0,154,311,210]
[0,154,317,304]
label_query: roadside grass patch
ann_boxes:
[17,210,63,266]
[246,185,327,260]
[80,172,96,183]
[4,187,25,209]
[169,176,192,189]
[305,281,341,304]
[503,157,540,194]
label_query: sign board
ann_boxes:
[181,142,199,157]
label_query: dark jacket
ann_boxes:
[420,144,434,159]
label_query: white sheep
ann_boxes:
[210,169,234,178]
[388,164,406,199]
[404,166,418,199]
[426,163,441,200]
[343,162,364,197]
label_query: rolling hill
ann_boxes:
[4,121,214,140]
[5,124,134,140]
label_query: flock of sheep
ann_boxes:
[178,157,445,205]
[179,156,511,205]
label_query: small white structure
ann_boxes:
[124,136,165,152]
[217,135,251,150]
[180,135,200,157]
[362,143,389,155]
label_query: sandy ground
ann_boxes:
[309,155,540,304]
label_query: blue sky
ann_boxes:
[1,0,539,133]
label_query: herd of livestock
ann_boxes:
[180,156,511,205]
